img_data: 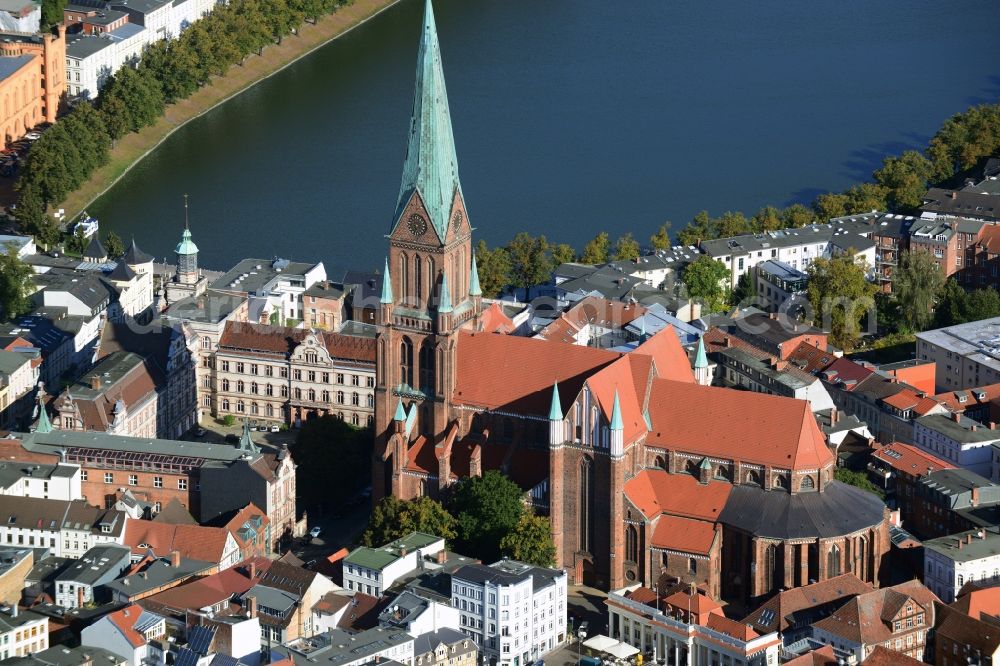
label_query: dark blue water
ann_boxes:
[90,0,1000,275]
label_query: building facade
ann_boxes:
[0,26,65,145]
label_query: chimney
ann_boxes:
[170,550,181,568]
[245,596,257,618]
[950,191,958,200]
[723,336,731,348]
[990,422,996,430]
[436,549,447,564]
[972,424,979,432]
[830,408,839,426]
[399,547,408,557]
[248,561,256,579]
[90,376,101,390]
[953,412,961,422]
[972,486,980,507]
[967,533,974,544]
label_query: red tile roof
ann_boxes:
[811,580,938,645]
[861,646,924,665]
[124,521,233,564]
[537,297,647,344]
[978,225,1000,254]
[820,357,875,388]
[934,383,1000,413]
[742,573,874,634]
[704,614,758,641]
[952,586,1000,620]
[478,302,516,334]
[787,343,838,374]
[702,328,816,385]
[142,558,270,613]
[871,442,953,477]
[782,645,837,666]
[650,515,717,556]
[624,470,731,521]
[104,605,156,648]
[646,380,833,469]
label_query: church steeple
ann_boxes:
[392,0,462,241]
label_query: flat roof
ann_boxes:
[21,430,249,463]
[924,529,1000,563]
[211,258,319,295]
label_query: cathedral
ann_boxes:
[374,0,890,604]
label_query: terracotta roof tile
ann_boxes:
[782,645,837,666]
[934,383,1000,412]
[143,558,270,612]
[646,380,832,469]
[650,515,717,556]
[704,614,758,641]
[820,357,875,388]
[624,470,731,521]
[978,225,1000,254]
[104,605,155,648]
[478,302,516,334]
[124,521,232,564]
[936,602,1000,654]
[787,343,838,374]
[952,586,1000,619]
[861,646,923,665]
[742,573,873,633]
[872,442,953,477]
[811,580,938,646]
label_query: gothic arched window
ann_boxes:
[827,544,841,577]
[801,475,816,491]
[625,526,638,563]
[419,343,435,394]
[400,337,414,387]
[580,459,594,553]
[399,254,409,304]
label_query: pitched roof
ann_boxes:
[951,585,1000,619]
[650,515,717,556]
[871,442,953,477]
[811,580,938,645]
[782,645,837,666]
[624,469,731,521]
[477,301,515,334]
[104,605,162,648]
[820,357,875,388]
[142,558,270,612]
[936,601,1000,655]
[703,614,757,641]
[934,383,1000,413]
[123,238,153,264]
[742,573,873,633]
[124,521,232,563]
[646,379,832,469]
[151,498,197,525]
[861,646,924,665]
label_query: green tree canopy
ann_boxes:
[649,223,671,251]
[676,211,712,246]
[0,245,33,322]
[730,271,755,307]
[927,104,1000,182]
[447,470,525,563]
[813,192,850,221]
[361,496,457,547]
[580,232,609,265]
[874,151,934,211]
[682,256,730,313]
[506,232,550,289]
[474,240,511,298]
[751,206,782,233]
[499,512,555,567]
[781,204,816,228]
[834,468,885,500]
[549,243,576,269]
[104,231,125,259]
[893,249,944,331]
[934,280,1000,328]
[715,211,750,238]
[613,233,641,261]
[13,185,59,248]
[806,253,877,349]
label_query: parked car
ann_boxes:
[270,424,280,432]
[309,526,322,539]
[194,428,207,438]
[24,132,40,141]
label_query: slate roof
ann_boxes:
[123,238,153,264]
[719,481,886,540]
[742,573,873,634]
[0,55,33,82]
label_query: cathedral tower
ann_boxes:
[374,0,480,500]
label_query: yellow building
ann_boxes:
[0,25,65,145]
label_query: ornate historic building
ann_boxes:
[375,0,890,603]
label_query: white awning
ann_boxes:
[604,643,640,660]
[582,635,618,652]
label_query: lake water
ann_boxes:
[89,0,1000,275]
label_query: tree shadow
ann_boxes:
[782,187,827,208]
[965,75,1000,107]
[840,139,924,182]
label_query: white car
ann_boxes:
[309,526,322,539]
[270,425,280,432]
[24,132,41,141]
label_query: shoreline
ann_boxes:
[59,0,405,221]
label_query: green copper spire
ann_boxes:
[694,337,708,369]
[699,456,712,471]
[238,420,259,455]
[438,271,453,313]
[548,382,561,420]
[469,251,482,297]
[36,400,52,434]
[175,228,198,256]
[394,400,407,421]
[393,0,462,241]
[610,389,623,431]
[381,257,393,304]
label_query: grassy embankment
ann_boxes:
[60,0,403,219]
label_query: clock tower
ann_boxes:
[374,0,481,500]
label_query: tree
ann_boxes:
[580,232,609,265]
[714,211,750,238]
[549,243,576,268]
[447,470,525,563]
[893,249,944,331]
[14,186,59,248]
[499,512,555,567]
[40,0,66,28]
[751,206,782,233]
[933,279,968,328]
[834,468,885,500]
[506,232,550,289]
[843,183,889,214]
[874,151,934,211]
[730,271,755,307]
[0,245,33,322]
[781,204,816,228]
[104,231,125,259]
[98,93,131,142]
[612,233,641,261]
[806,253,877,349]
[676,211,712,246]
[927,105,1000,181]
[474,239,511,298]
[361,496,457,547]
[813,192,850,221]
[649,223,671,251]
[288,415,372,510]
[65,226,89,256]
[682,256,730,313]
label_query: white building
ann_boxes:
[82,604,167,665]
[924,529,1000,603]
[277,627,414,666]
[916,317,1000,392]
[0,496,126,558]
[0,235,37,259]
[606,587,780,666]
[211,258,327,325]
[343,532,445,597]
[169,0,217,35]
[752,259,808,314]
[378,590,461,636]
[55,543,131,608]
[0,607,49,660]
[0,460,81,501]
[913,413,1000,477]
[65,23,147,99]
[450,559,567,666]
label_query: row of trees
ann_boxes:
[15,0,356,243]
[361,471,556,567]
[671,103,1000,246]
